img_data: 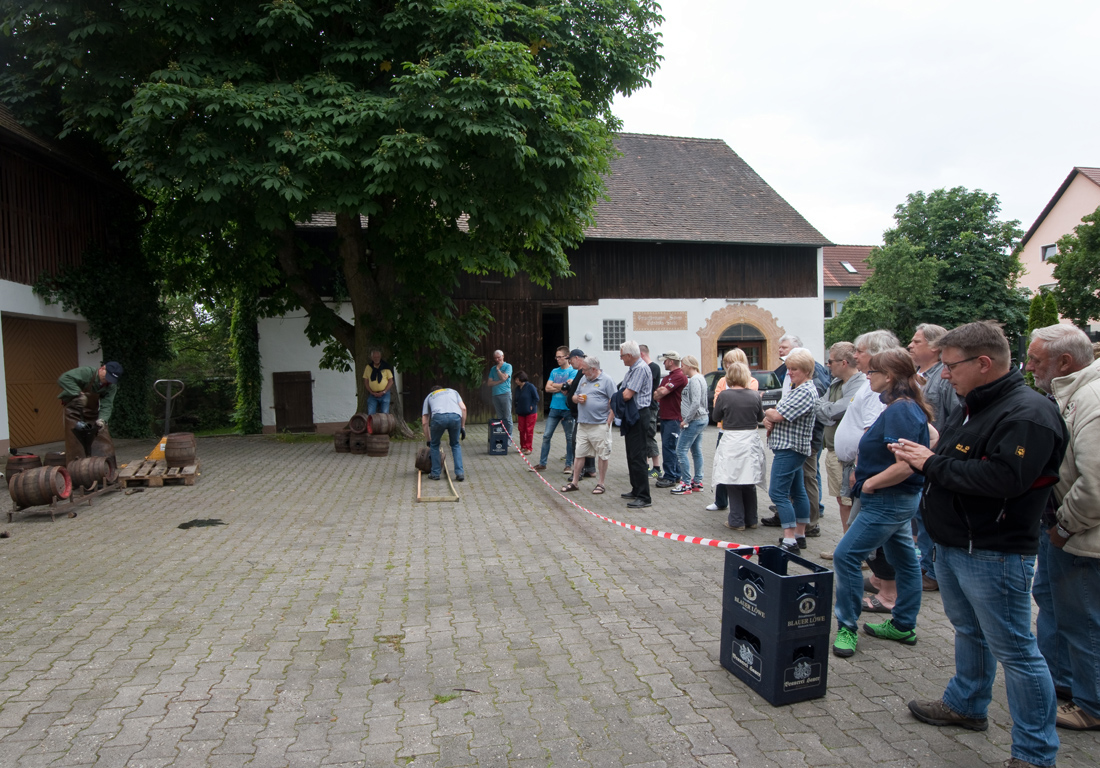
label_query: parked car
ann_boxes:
[705,370,783,424]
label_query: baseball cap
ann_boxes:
[568,348,585,358]
[104,361,123,384]
[659,351,681,362]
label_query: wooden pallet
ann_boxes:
[118,459,200,488]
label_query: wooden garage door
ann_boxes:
[2,316,79,448]
[272,371,316,433]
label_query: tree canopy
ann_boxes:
[826,187,1029,347]
[2,0,663,403]
[1048,205,1100,329]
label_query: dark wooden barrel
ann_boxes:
[365,434,390,457]
[349,434,369,454]
[348,413,369,434]
[68,457,118,489]
[44,451,67,467]
[367,413,397,435]
[334,429,351,453]
[8,466,72,507]
[415,446,433,473]
[5,454,42,477]
[165,432,197,468]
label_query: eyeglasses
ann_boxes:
[866,370,882,375]
[942,356,980,372]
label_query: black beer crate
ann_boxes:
[719,609,829,705]
[488,420,509,455]
[722,546,834,639]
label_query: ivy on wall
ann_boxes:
[231,286,263,434]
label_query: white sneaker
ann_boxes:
[705,504,721,511]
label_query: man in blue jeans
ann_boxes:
[485,349,513,435]
[533,346,574,472]
[892,322,1069,768]
[421,385,467,482]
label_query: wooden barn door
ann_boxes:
[272,371,316,432]
[2,316,79,447]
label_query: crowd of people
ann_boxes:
[389,321,1099,768]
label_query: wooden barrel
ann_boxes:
[365,434,390,457]
[8,466,72,507]
[334,429,351,453]
[165,432,197,468]
[5,454,42,477]
[68,457,118,489]
[367,413,397,435]
[415,446,433,473]
[44,451,67,467]
[349,434,369,454]
[348,413,369,434]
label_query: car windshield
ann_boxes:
[752,371,781,389]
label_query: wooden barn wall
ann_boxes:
[0,145,107,285]
[401,298,545,425]
[452,241,819,302]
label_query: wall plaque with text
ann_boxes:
[633,311,688,332]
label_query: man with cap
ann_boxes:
[57,361,123,465]
[653,351,687,488]
[563,348,597,478]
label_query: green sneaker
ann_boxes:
[833,626,858,657]
[863,618,917,645]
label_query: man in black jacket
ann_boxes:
[891,322,1068,768]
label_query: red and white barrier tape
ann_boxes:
[502,428,757,556]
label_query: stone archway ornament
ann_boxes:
[697,305,786,371]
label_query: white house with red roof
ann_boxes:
[1018,167,1100,296]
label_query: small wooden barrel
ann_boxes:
[365,434,390,457]
[367,413,397,435]
[348,413,369,434]
[349,434,369,454]
[334,429,351,453]
[165,432,197,468]
[68,457,118,489]
[8,466,72,507]
[5,454,42,477]
[415,446,433,473]
[44,451,67,467]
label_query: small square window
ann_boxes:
[1041,245,1058,262]
[824,300,836,319]
[603,319,626,351]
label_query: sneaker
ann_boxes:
[691,481,703,491]
[768,504,778,513]
[648,468,660,479]
[455,474,465,482]
[705,504,725,512]
[777,539,801,554]
[804,525,821,538]
[1056,701,1100,730]
[833,626,858,657]
[907,699,988,731]
[796,536,808,550]
[655,478,676,488]
[863,619,917,646]
[760,515,782,527]
[671,482,692,495]
[820,551,834,560]
[563,466,574,475]
[1003,760,1048,768]
[626,498,652,508]
[531,464,547,471]
[724,522,745,531]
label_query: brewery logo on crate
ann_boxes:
[735,583,765,618]
[783,659,823,691]
[732,640,763,681]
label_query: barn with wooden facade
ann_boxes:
[0,105,116,453]
[259,133,832,430]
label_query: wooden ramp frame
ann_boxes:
[417,454,460,503]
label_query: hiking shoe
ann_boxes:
[760,515,782,527]
[777,539,801,555]
[655,478,676,488]
[863,619,917,646]
[804,524,821,537]
[724,522,745,531]
[671,482,692,495]
[1057,701,1100,730]
[649,468,660,479]
[1003,759,1049,768]
[907,700,988,731]
[833,626,858,657]
[796,536,808,550]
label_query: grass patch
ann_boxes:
[434,693,460,705]
[327,608,342,625]
[274,432,333,444]
[374,634,404,652]
[194,426,241,437]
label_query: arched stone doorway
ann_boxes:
[697,305,785,371]
[717,323,766,370]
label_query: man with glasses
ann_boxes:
[533,346,575,472]
[892,322,1068,768]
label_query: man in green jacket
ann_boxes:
[57,362,123,464]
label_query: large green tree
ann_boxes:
[2,0,663,408]
[1048,205,1100,329]
[827,187,1029,346]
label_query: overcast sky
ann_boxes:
[612,0,1100,246]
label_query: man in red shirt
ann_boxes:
[653,351,687,488]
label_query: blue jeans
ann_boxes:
[659,419,680,481]
[833,489,922,632]
[491,392,513,435]
[367,392,390,415]
[936,544,1058,767]
[676,418,706,484]
[429,413,464,479]
[914,496,935,578]
[538,408,574,467]
[767,449,809,528]
[1035,530,1100,718]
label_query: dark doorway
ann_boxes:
[540,308,567,415]
[717,323,766,370]
[272,371,316,432]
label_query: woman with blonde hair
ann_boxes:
[672,355,710,495]
[711,362,765,529]
[709,348,760,512]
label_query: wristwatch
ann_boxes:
[1056,524,1073,540]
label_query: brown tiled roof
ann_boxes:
[584,133,831,247]
[823,245,874,288]
[1021,167,1100,248]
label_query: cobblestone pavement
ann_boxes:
[1,425,1097,767]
